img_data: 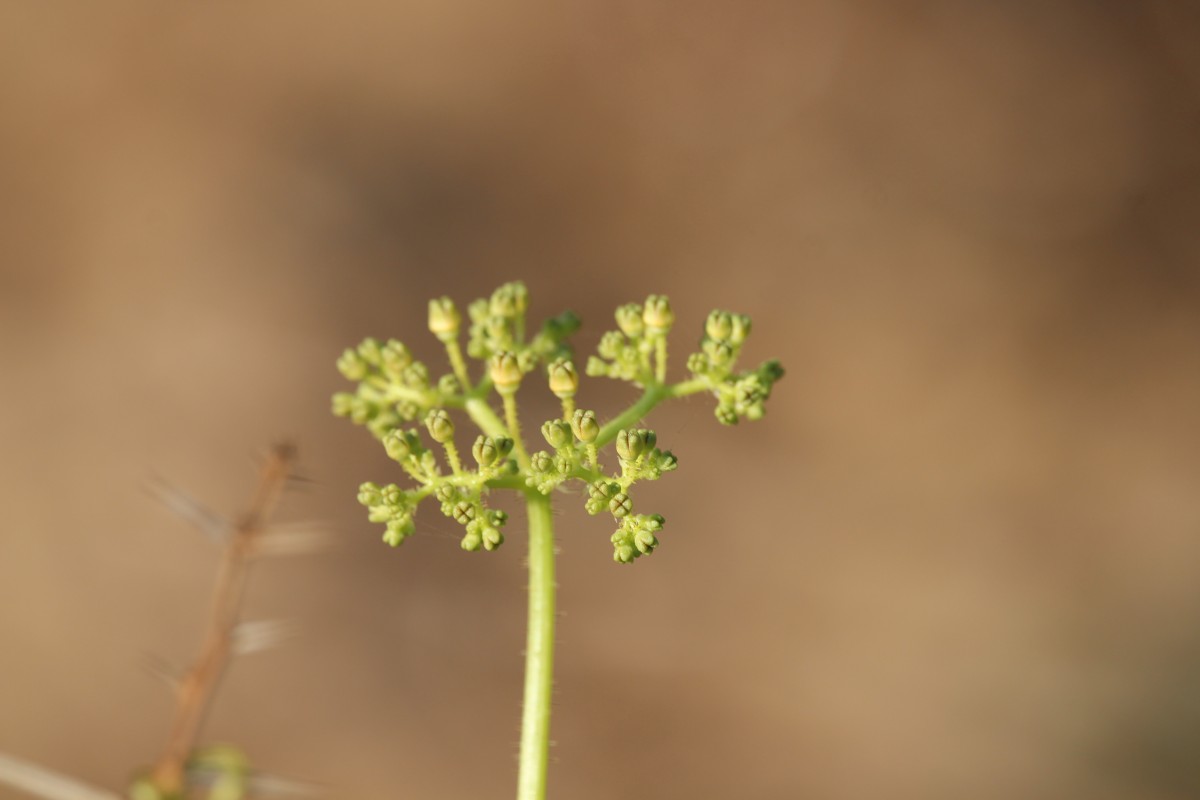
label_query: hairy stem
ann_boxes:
[596,385,668,446]
[503,393,530,468]
[464,396,509,438]
[517,492,555,800]
[655,336,667,384]
[444,340,470,387]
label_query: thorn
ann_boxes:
[140,652,180,692]
[286,471,318,486]
[232,620,299,656]
[252,522,336,557]
[144,476,231,542]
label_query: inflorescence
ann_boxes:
[333,281,782,563]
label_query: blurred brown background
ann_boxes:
[3,2,1200,798]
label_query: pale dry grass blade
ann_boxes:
[0,752,120,800]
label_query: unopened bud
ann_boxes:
[547,359,579,399]
[542,419,573,450]
[427,297,461,341]
[384,429,414,461]
[424,409,455,443]
[489,352,523,395]
[729,314,752,345]
[615,304,644,338]
[609,492,633,517]
[472,435,499,467]
[642,295,674,335]
[336,348,368,381]
[705,310,734,342]
[571,409,600,443]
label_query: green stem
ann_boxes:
[655,336,667,384]
[444,340,470,387]
[464,397,509,438]
[595,377,711,447]
[596,385,667,446]
[518,492,555,800]
[503,394,530,468]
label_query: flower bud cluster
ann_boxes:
[335,282,782,564]
[687,309,784,424]
[610,513,665,563]
[586,295,675,385]
[358,481,419,546]
[332,337,445,440]
[523,417,676,562]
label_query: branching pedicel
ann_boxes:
[333,282,782,799]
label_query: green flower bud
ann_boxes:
[541,309,581,341]
[729,314,752,345]
[715,405,738,425]
[705,310,734,342]
[427,297,461,341]
[541,419,573,450]
[381,484,404,506]
[384,517,415,547]
[615,303,644,338]
[657,450,678,472]
[472,434,501,467]
[461,528,483,551]
[597,331,624,359]
[489,351,523,395]
[383,429,414,462]
[704,339,734,367]
[437,373,461,395]
[337,348,369,381]
[357,337,384,365]
[609,492,633,517]
[759,359,785,384]
[357,481,383,506]
[616,429,654,462]
[531,451,555,473]
[585,356,609,377]
[589,480,619,501]
[642,295,674,335]
[547,359,579,399]
[570,409,600,443]
[489,509,509,527]
[402,362,430,388]
[482,526,504,550]
[686,352,709,375]
[634,529,658,554]
[425,409,455,443]
[613,541,636,564]
[380,339,413,372]
[453,501,476,525]
[490,281,528,318]
[331,392,357,417]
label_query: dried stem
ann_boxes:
[149,443,297,795]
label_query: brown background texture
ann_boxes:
[3,2,1200,799]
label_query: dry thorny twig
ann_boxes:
[0,443,327,800]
